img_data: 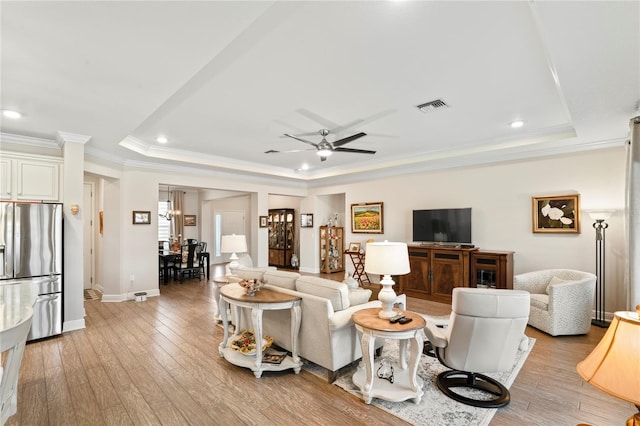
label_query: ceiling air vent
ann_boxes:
[416,99,448,113]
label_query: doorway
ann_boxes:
[83,182,95,290]
[214,210,245,263]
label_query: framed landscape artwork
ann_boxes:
[184,215,196,226]
[348,242,361,253]
[132,211,151,225]
[351,202,383,234]
[532,194,580,233]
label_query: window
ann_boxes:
[158,201,171,241]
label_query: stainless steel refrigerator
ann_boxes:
[0,202,63,341]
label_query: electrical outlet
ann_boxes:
[129,275,135,282]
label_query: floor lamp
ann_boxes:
[587,210,615,328]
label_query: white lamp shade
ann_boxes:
[586,209,616,221]
[220,234,247,254]
[364,241,410,276]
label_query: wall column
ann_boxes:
[626,116,640,310]
[59,131,91,332]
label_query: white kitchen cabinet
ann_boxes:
[0,154,62,201]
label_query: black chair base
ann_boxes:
[436,370,510,408]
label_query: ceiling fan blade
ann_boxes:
[334,147,376,155]
[283,133,319,148]
[265,148,315,154]
[332,132,367,147]
[296,108,339,129]
[331,109,397,134]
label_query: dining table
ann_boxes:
[159,250,181,282]
[159,249,210,281]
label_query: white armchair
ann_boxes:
[513,269,596,336]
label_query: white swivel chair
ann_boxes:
[423,287,530,408]
[513,269,596,336]
[1,307,34,424]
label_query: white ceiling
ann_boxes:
[1,1,638,185]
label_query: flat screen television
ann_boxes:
[412,208,472,245]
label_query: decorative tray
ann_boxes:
[230,330,274,356]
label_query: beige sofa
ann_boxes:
[228,268,391,382]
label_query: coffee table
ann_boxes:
[218,283,302,378]
[352,308,426,404]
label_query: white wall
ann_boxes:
[313,147,627,312]
[16,142,626,327]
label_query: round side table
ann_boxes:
[352,308,426,404]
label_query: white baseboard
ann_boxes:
[101,288,160,303]
[63,318,86,333]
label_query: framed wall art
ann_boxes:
[184,215,196,226]
[351,202,384,234]
[347,242,361,253]
[300,213,313,228]
[259,216,268,228]
[132,211,151,225]
[532,194,580,233]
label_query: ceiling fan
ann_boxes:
[265,129,375,162]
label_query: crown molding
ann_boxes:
[0,132,60,149]
[57,131,92,146]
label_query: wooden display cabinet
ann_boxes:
[319,226,344,273]
[470,250,514,289]
[268,209,296,268]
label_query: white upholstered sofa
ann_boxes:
[227,268,392,381]
[513,269,596,336]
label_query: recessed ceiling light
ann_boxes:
[2,110,22,119]
[510,120,524,128]
[156,136,168,144]
[301,163,309,170]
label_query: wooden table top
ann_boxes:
[352,308,426,332]
[220,283,300,304]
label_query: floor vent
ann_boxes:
[416,99,449,113]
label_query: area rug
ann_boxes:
[303,337,535,426]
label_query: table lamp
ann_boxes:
[220,234,247,272]
[576,306,640,425]
[364,241,410,319]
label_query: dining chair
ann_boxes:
[174,243,201,282]
[1,307,34,424]
[197,242,207,278]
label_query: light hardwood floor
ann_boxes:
[7,268,634,426]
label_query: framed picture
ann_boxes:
[351,202,384,234]
[184,215,196,226]
[259,216,268,228]
[532,194,580,233]
[300,213,313,228]
[347,242,361,253]
[132,210,151,225]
